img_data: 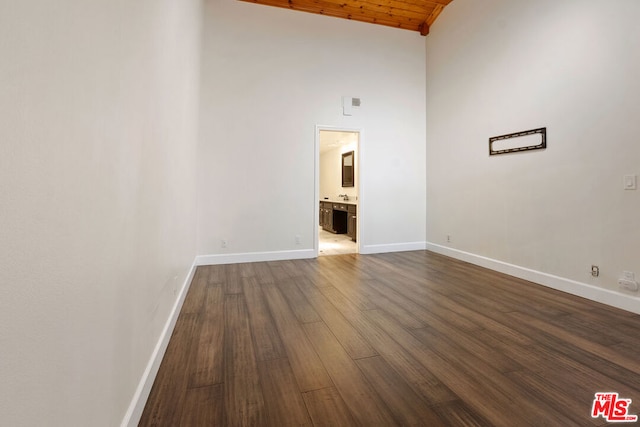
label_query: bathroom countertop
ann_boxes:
[320,198,358,205]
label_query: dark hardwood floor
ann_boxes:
[139,251,640,426]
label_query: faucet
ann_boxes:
[339,194,349,201]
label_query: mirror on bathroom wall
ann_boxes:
[342,151,354,187]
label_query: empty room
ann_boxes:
[1,0,639,426]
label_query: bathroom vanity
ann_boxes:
[319,200,357,241]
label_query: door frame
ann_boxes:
[314,125,363,257]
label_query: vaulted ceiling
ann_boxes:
[238,0,452,35]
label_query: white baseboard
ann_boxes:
[196,249,315,266]
[426,242,640,315]
[359,241,427,255]
[120,260,198,427]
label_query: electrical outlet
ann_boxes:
[295,235,301,245]
[591,265,599,277]
[221,239,228,248]
[447,235,451,243]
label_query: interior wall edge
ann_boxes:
[119,259,198,427]
[426,242,640,316]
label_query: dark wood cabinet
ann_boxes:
[347,204,357,242]
[319,201,356,241]
[320,202,333,233]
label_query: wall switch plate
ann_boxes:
[342,96,353,116]
[623,174,637,190]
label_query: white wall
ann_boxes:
[426,0,640,311]
[198,0,427,257]
[320,142,359,201]
[0,1,202,425]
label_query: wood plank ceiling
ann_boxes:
[238,0,453,35]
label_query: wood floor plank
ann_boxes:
[279,259,308,278]
[321,272,378,311]
[178,384,223,426]
[474,318,640,393]
[224,263,242,294]
[373,274,485,333]
[331,254,376,281]
[505,370,604,427]
[142,251,640,426]
[411,327,596,426]
[302,321,398,425]
[188,283,224,388]
[180,267,207,314]
[266,262,290,281]
[205,264,226,284]
[506,310,640,376]
[261,283,332,392]
[242,276,286,361]
[421,288,535,347]
[258,358,313,426]
[139,313,198,426]
[365,308,577,426]
[319,285,458,405]
[302,387,357,426]
[315,261,378,309]
[431,400,493,427]
[253,262,276,284]
[612,340,640,362]
[413,323,523,374]
[276,278,322,324]
[544,311,622,347]
[424,252,611,320]
[239,262,256,278]
[296,278,378,359]
[569,309,640,345]
[358,279,426,329]
[356,355,445,425]
[223,294,265,426]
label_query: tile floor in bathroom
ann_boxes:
[318,226,356,256]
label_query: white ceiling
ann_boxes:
[319,130,359,154]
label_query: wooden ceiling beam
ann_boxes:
[322,0,432,20]
[363,0,430,13]
[421,0,451,5]
[425,3,444,26]
[248,0,425,28]
[303,0,429,21]
[418,2,444,36]
[238,0,452,35]
[418,22,429,36]
[399,0,450,8]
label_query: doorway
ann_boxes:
[315,128,360,257]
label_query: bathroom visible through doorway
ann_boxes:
[316,128,360,256]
